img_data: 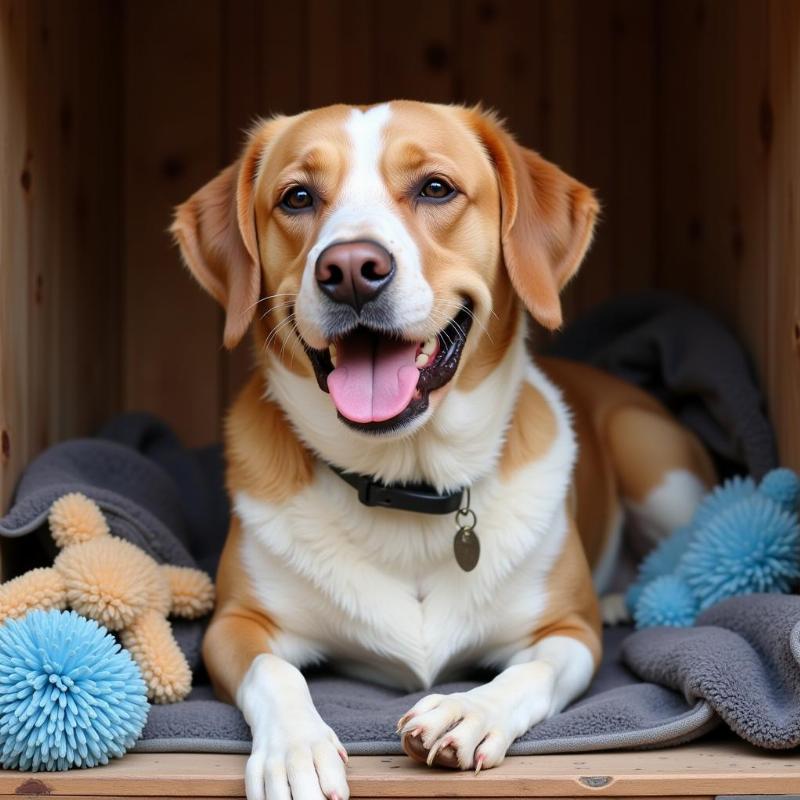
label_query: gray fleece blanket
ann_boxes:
[2,293,796,754]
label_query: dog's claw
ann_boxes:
[337,748,349,765]
[474,754,485,776]
[399,719,422,737]
[396,713,413,734]
[426,737,451,767]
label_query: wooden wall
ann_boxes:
[0,0,122,511]
[1,0,799,519]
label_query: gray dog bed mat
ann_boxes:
[2,293,797,755]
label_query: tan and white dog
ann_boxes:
[172,101,715,800]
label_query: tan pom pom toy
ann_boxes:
[0,493,215,703]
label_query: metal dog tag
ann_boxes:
[453,489,480,571]
[454,526,480,572]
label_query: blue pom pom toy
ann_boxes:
[634,575,698,628]
[630,468,800,629]
[0,610,148,771]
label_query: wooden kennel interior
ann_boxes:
[1,0,799,797]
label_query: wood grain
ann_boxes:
[122,0,223,447]
[573,0,615,313]
[0,741,798,797]
[0,0,32,524]
[611,0,656,294]
[374,0,456,103]
[0,0,122,527]
[654,0,704,299]
[307,0,375,107]
[734,0,771,380]
[459,0,546,147]
[767,0,800,472]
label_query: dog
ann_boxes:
[172,101,715,800]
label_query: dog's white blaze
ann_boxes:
[239,343,578,690]
[297,103,433,338]
[296,103,434,337]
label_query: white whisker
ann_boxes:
[243,292,299,316]
[264,315,297,354]
[259,300,296,321]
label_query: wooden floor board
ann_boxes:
[1,741,799,797]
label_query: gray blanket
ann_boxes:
[1,294,796,754]
[549,292,777,478]
[2,423,798,755]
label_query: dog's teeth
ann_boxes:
[421,337,437,355]
[330,344,337,366]
[415,353,429,367]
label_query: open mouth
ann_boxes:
[304,301,474,433]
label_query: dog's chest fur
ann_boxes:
[234,360,576,691]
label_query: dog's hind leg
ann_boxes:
[605,405,716,551]
[599,404,716,623]
[594,406,714,625]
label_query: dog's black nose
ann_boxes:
[315,240,395,310]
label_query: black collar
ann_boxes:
[329,464,464,515]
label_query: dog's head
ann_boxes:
[172,102,598,437]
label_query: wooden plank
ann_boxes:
[48,0,123,443]
[0,742,798,797]
[0,796,714,800]
[459,0,546,149]
[261,3,306,116]
[766,0,800,472]
[540,0,578,174]
[734,0,771,381]
[374,0,456,103]
[654,0,704,299]
[0,795,715,800]
[0,0,123,519]
[0,0,32,522]
[123,0,223,447]
[307,0,374,107]
[573,0,615,313]
[24,0,55,463]
[611,0,656,294]
[694,0,739,328]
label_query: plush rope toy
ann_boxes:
[628,468,800,628]
[0,493,215,703]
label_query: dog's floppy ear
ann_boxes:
[469,110,599,330]
[171,129,267,349]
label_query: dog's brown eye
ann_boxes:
[419,178,455,201]
[281,186,314,211]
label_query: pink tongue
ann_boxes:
[327,331,420,423]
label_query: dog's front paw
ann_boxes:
[397,689,526,773]
[240,655,349,800]
[246,713,348,800]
